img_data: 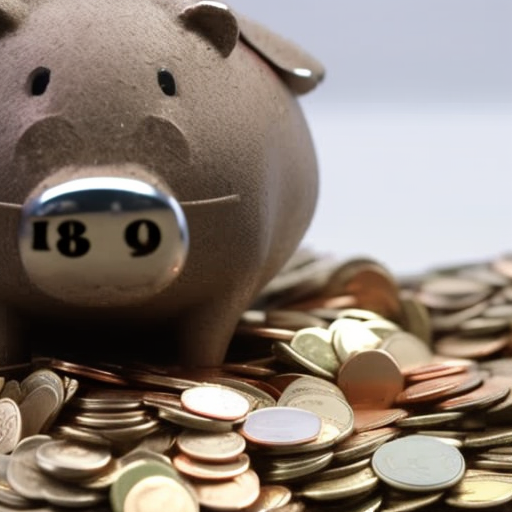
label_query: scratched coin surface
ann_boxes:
[371,434,465,492]
[240,407,322,446]
[180,385,251,421]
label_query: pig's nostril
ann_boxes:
[157,69,176,96]
[28,67,51,96]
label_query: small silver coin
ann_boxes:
[371,434,465,492]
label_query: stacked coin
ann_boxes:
[2,250,512,511]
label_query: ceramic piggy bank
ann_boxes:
[0,0,324,367]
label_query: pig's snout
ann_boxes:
[19,172,189,306]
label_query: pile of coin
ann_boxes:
[1,249,512,511]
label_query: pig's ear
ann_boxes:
[237,15,325,95]
[0,0,28,36]
[179,1,239,58]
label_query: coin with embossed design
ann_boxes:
[371,434,465,492]
[0,398,21,454]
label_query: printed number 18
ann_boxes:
[32,220,161,257]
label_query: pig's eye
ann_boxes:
[158,69,176,96]
[28,67,51,96]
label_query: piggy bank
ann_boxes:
[0,0,324,367]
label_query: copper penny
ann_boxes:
[172,453,250,481]
[180,385,251,421]
[394,372,484,405]
[353,408,409,433]
[323,260,402,321]
[435,333,510,359]
[337,349,404,410]
[403,362,468,382]
[192,468,260,511]
[435,376,511,412]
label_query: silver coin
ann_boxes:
[371,434,465,492]
[19,384,60,438]
[0,398,22,454]
[35,439,112,481]
[240,407,322,446]
[7,434,105,506]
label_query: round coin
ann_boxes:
[176,430,246,462]
[35,439,112,481]
[371,434,465,492]
[124,474,198,512]
[240,407,322,447]
[172,453,250,481]
[192,468,260,511]
[181,385,251,421]
[337,349,404,409]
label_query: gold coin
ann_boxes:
[445,473,512,508]
[124,475,198,512]
[271,341,336,380]
[289,327,339,374]
[297,467,379,501]
[192,468,260,511]
[242,485,292,512]
[381,490,444,512]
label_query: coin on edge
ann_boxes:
[0,398,21,454]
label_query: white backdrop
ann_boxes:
[227,1,512,276]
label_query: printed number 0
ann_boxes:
[32,219,161,257]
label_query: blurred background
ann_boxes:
[228,0,512,277]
